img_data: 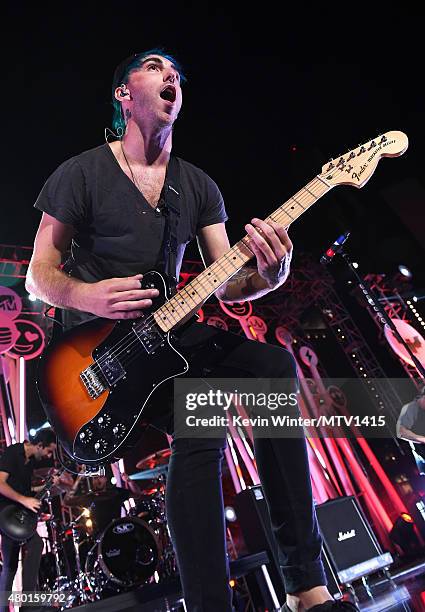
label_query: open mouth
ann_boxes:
[160,85,176,103]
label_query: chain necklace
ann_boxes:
[120,140,140,191]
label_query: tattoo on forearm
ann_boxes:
[219,267,258,298]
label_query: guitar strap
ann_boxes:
[46,157,182,341]
[159,155,181,297]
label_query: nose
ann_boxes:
[164,68,177,83]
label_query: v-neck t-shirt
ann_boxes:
[34,144,227,329]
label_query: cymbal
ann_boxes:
[130,465,168,480]
[135,448,171,470]
[64,488,131,507]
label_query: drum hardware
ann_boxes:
[129,448,177,581]
[130,464,168,480]
[64,488,131,507]
[37,448,179,602]
[39,491,73,596]
[84,516,161,592]
[62,506,95,604]
[135,448,171,471]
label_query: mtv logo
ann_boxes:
[0,295,17,312]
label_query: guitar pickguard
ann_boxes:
[72,273,189,463]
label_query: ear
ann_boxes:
[114,84,132,102]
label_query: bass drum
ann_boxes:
[97,517,160,587]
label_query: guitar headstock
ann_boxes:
[320,130,408,188]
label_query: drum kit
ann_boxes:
[36,448,177,607]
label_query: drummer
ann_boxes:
[64,468,127,534]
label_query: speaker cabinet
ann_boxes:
[315,496,393,583]
[235,486,342,601]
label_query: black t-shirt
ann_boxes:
[34,144,227,330]
[0,443,33,507]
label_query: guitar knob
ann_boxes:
[112,423,126,438]
[94,439,108,454]
[79,429,93,444]
[97,413,111,428]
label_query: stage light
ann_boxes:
[389,513,421,556]
[110,476,117,485]
[401,512,414,523]
[225,506,237,522]
[413,296,418,302]
[29,428,36,437]
[398,265,412,279]
[352,262,359,269]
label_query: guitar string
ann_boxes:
[85,172,334,380]
[81,136,390,377]
[90,133,385,379]
[87,186,317,375]
[86,174,332,378]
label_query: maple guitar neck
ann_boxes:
[153,176,331,333]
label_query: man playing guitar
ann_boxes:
[26,49,358,612]
[0,429,58,611]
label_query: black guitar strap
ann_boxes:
[159,156,181,297]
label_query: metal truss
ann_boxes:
[181,254,406,423]
[364,273,425,392]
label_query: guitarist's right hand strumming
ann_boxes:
[25,214,159,320]
[20,497,41,513]
[79,274,159,320]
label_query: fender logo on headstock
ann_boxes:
[351,138,396,183]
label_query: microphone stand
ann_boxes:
[323,236,425,464]
[335,245,425,379]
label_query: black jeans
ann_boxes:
[154,322,326,612]
[0,530,43,612]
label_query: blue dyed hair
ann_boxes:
[111,48,186,134]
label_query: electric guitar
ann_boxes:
[36,131,408,465]
[0,467,65,542]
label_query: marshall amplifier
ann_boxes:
[315,496,393,584]
[235,486,342,601]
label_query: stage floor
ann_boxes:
[351,558,425,612]
[69,555,425,611]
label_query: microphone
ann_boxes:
[320,231,350,265]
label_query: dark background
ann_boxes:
[2,4,424,431]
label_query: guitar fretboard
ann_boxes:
[153,175,331,332]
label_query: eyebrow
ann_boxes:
[140,57,179,74]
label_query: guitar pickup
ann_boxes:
[132,323,164,354]
[95,353,126,387]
